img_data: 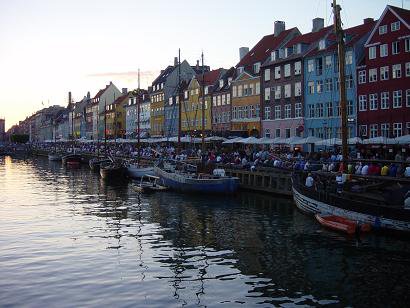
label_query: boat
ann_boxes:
[134,175,168,194]
[155,160,239,194]
[100,162,126,180]
[62,153,82,165]
[89,157,112,171]
[315,214,371,235]
[48,152,62,161]
[126,162,155,179]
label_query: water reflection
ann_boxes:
[0,156,410,307]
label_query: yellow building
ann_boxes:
[150,89,165,137]
[181,69,225,136]
[105,92,130,138]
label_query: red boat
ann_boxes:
[315,214,371,235]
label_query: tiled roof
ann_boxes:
[236,28,299,67]
[93,84,110,99]
[152,66,174,87]
[197,68,225,86]
[285,25,333,48]
[389,5,410,24]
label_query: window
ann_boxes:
[407,89,410,107]
[380,66,389,80]
[308,59,314,72]
[264,87,271,101]
[232,106,237,119]
[227,93,231,105]
[308,81,315,94]
[358,70,366,84]
[316,103,324,118]
[274,66,281,79]
[381,92,389,109]
[222,94,226,105]
[326,102,333,117]
[358,94,367,112]
[324,78,332,92]
[255,82,260,95]
[285,104,291,118]
[238,85,243,97]
[265,129,271,138]
[237,67,244,74]
[285,128,291,138]
[294,82,301,97]
[391,21,400,31]
[284,84,291,98]
[274,106,281,119]
[347,100,353,116]
[284,64,291,77]
[379,25,387,35]
[294,61,301,75]
[406,38,410,52]
[274,86,281,99]
[381,123,390,137]
[393,123,402,137]
[217,95,221,106]
[369,46,376,59]
[264,107,271,120]
[275,128,281,138]
[319,39,326,50]
[346,75,353,89]
[345,51,353,65]
[380,44,388,57]
[392,41,400,55]
[308,105,315,118]
[264,69,270,81]
[325,56,332,69]
[316,80,323,93]
[334,77,339,91]
[295,103,302,117]
[370,93,378,110]
[392,64,401,79]
[315,57,323,75]
[393,90,402,108]
[253,62,261,74]
[370,124,378,138]
[406,63,410,77]
[369,68,377,82]
[360,125,367,137]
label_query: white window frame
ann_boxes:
[274,86,281,99]
[274,66,281,79]
[393,90,402,108]
[392,64,401,79]
[274,105,281,119]
[264,87,271,101]
[393,122,402,137]
[294,82,301,97]
[295,103,302,118]
[359,95,367,111]
[294,61,301,75]
[284,84,291,98]
[379,25,387,35]
[381,92,389,109]
[264,69,270,81]
[369,93,378,110]
[308,59,314,72]
[284,64,291,77]
[369,68,377,82]
[284,104,291,119]
[392,41,399,55]
[391,21,400,32]
[380,66,389,81]
[369,46,376,59]
[380,44,388,57]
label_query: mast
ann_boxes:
[177,49,182,153]
[132,88,141,162]
[201,52,205,152]
[113,93,116,146]
[96,108,100,157]
[71,102,74,153]
[332,0,348,169]
[104,98,107,154]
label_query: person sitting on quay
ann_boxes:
[380,164,389,176]
[361,164,369,176]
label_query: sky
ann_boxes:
[0,0,407,130]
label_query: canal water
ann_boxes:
[1,156,409,307]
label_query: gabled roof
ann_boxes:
[196,68,226,86]
[112,93,130,106]
[306,20,377,57]
[236,28,299,68]
[285,25,333,48]
[213,67,236,93]
[93,83,111,99]
[364,5,410,46]
[152,65,174,87]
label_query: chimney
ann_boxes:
[122,88,128,94]
[196,60,199,70]
[312,18,324,32]
[68,91,72,106]
[87,91,90,99]
[239,47,249,61]
[363,18,374,24]
[274,21,286,37]
[148,86,153,93]
[174,57,178,66]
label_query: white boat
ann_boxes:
[126,163,155,179]
[134,175,168,193]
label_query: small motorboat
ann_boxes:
[315,214,371,235]
[100,162,126,180]
[62,154,82,165]
[134,175,168,194]
[126,162,155,179]
[89,157,112,172]
[48,152,62,161]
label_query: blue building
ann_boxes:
[303,19,375,140]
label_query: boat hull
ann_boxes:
[62,154,82,165]
[48,153,62,161]
[126,165,155,179]
[89,158,111,172]
[315,214,371,235]
[292,186,410,233]
[155,166,239,194]
[100,166,126,180]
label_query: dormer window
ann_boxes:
[391,21,400,32]
[271,51,276,61]
[184,90,188,99]
[284,48,288,58]
[253,62,261,74]
[279,49,284,59]
[169,97,173,105]
[319,39,326,50]
[228,77,232,85]
[219,79,224,88]
[205,86,209,95]
[237,67,244,74]
[293,43,302,54]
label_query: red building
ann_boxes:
[357,5,410,139]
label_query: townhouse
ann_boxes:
[125,89,150,138]
[261,19,331,140]
[104,88,129,139]
[303,19,376,140]
[233,21,300,137]
[357,5,410,138]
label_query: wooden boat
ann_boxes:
[134,175,168,194]
[100,162,126,180]
[89,157,112,172]
[126,163,155,179]
[154,161,239,194]
[48,152,62,161]
[62,154,82,165]
[315,214,371,235]
[66,160,81,168]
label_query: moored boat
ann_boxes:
[134,175,168,194]
[126,163,155,179]
[48,152,62,161]
[62,154,82,165]
[315,214,371,235]
[89,157,112,172]
[100,162,126,180]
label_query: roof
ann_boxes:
[236,28,299,68]
[151,66,175,88]
[93,83,111,99]
[112,93,129,106]
[306,20,377,57]
[364,5,410,46]
[285,25,333,48]
[197,68,226,86]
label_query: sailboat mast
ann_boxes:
[333,0,348,167]
[104,98,107,154]
[177,49,182,152]
[137,90,141,161]
[201,52,205,151]
[96,109,100,157]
